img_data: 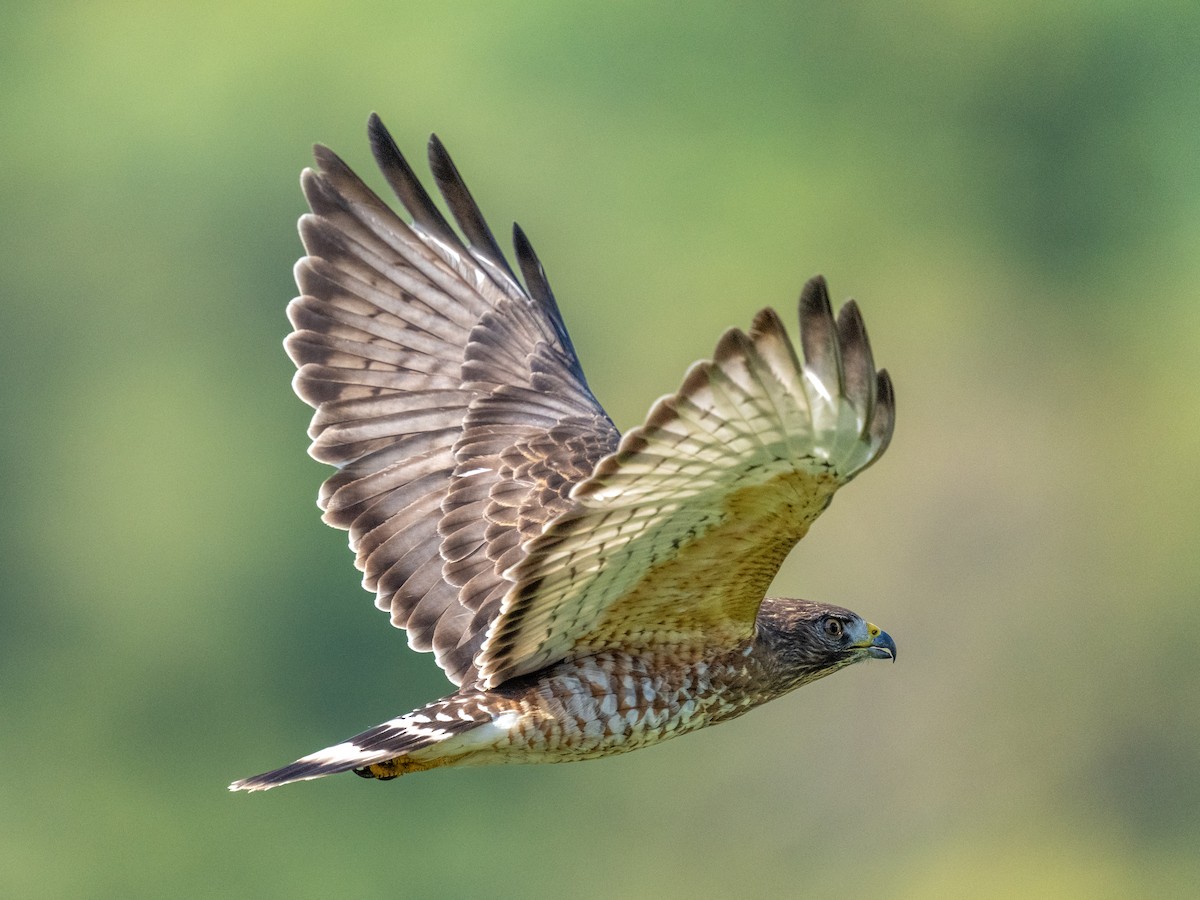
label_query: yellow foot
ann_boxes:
[352,755,450,781]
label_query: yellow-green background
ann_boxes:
[4,2,1198,897]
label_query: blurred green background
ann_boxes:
[3,1,1198,897]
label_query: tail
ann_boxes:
[229,695,491,793]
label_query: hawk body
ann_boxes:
[231,116,897,793]
[235,600,889,789]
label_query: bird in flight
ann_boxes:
[231,114,897,792]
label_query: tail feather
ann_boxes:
[230,698,487,793]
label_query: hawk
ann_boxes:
[231,115,896,792]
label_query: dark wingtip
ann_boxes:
[870,368,896,455]
[876,368,894,412]
[798,274,840,388]
[799,274,830,310]
[425,133,454,191]
[512,222,548,300]
[311,143,342,172]
[363,115,457,245]
[836,297,861,325]
[748,306,785,341]
[835,298,876,421]
[426,133,519,286]
[511,220,533,257]
[513,220,580,361]
[365,113,396,164]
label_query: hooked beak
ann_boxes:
[860,623,896,662]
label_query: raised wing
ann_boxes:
[477,277,894,688]
[285,115,618,686]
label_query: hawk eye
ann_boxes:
[823,617,844,639]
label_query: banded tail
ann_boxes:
[230,695,497,792]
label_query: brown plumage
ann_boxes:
[230,115,897,793]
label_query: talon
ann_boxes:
[353,760,401,781]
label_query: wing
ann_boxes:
[477,277,894,688]
[285,115,618,686]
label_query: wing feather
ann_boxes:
[282,118,893,693]
[476,278,894,687]
[427,134,522,291]
[283,117,618,686]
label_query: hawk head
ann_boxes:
[754,598,896,692]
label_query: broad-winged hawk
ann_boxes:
[231,116,896,792]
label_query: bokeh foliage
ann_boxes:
[3,1,1198,896]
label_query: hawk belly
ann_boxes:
[239,645,774,790]
[414,645,769,772]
